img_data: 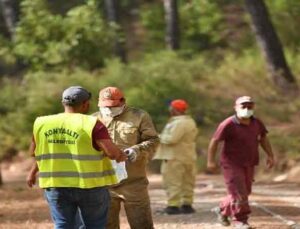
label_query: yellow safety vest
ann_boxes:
[33,113,117,188]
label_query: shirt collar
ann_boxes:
[232,115,240,124]
[170,115,189,120]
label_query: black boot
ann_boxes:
[180,205,196,214]
[164,206,181,215]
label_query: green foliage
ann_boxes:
[0,49,300,170]
[0,78,26,159]
[13,0,113,70]
[0,0,299,171]
[266,0,300,49]
[140,3,165,50]
[124,52,200,127]
[269,131,300,158]
[100,52,210,128]
[141,0,225,52]
[0,36,16,66]
[0,69,103,154]
[0,78,25,116]
[63,1,113,69]
[0,52,206,155]
[180,0,225,50]
[48,0,85,14]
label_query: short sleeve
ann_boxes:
[256,118,268,137]
[92,121,110,140]
[92,121,111,151]
[213,121,229,141]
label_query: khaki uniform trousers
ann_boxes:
[106,177,154,229]
[161,160,197,207]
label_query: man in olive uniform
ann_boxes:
[95,86,159,229]
[154,99,198,215]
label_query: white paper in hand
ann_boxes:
[111,160,128,183]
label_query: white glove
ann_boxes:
[124,148,137,162]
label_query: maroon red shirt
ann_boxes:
[92,120,111,150]
[213,115,268,166]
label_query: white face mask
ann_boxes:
[99,104,125,118]
[236,108,254,119]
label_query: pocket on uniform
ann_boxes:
[161,161,167,174]
[118,127,138,143]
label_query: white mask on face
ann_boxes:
[99,104,126,118]
[236,108,254,119]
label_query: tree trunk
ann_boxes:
[0,0,17,39]
[104,0,127,63]
[244,0,297,92]
[163,0,180,50]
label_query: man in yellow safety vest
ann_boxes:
[26,86,127,229]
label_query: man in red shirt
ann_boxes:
[207,96,275,229]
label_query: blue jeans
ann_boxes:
[75,208,86,229]
[44,187,110,229]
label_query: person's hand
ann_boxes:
[266,155,275,169]
[115,151,127,162]
[124,148,137,162]
[207,160,218,173]
[26,173,36,188]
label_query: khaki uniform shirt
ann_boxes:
[94,107,159,183]
[154,115,198,163]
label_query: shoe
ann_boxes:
[164,206,181,215]
[211,207,230,226]
[234,222,252,229]
[180,205,196,214]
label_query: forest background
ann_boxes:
[0,0,300,180]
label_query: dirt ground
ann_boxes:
[1,163,300,229]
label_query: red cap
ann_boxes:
[170,99,188,112]
[98,87,124,107]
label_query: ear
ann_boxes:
[120,98,126,105]
[234,105,239,112]
[82,100,90,110]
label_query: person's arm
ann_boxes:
[93,121,127,162]
[160,122,185,145]
[96,139,127,162]
[260,135,275,169]
[207,138,220,171]
[27,162,38,188]
[26,138,39,188]
[129,112,159,160]
[206,120,229,172]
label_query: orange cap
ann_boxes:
[170,99,188,112]
[98,87,124,107]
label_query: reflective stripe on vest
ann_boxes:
[35,153,105,161]
[33,113,118,188]
[39,170,115,178]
